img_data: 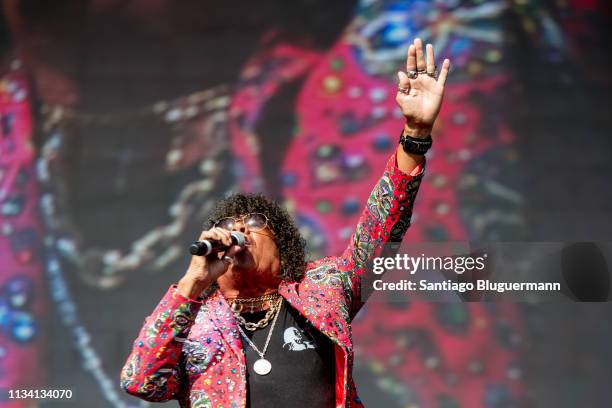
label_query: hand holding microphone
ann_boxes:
[178,227,246,299]
[189,231,246,256]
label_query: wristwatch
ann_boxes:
[399,129,433,155]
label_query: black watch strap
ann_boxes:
[399,129,432,155]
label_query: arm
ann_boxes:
[338,38,450,317]
[119,285,203,402]
[337,149,424,316]
[119,226,236,401]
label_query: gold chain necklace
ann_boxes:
[227,292,280,313]
[229,293,282,331]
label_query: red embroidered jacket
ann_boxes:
[120,153,425,408]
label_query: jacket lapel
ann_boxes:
[205,289,245,361]
[279,280,352,353]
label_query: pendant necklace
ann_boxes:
[237,298,282,375]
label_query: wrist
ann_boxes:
[399,126,432,156]
[403,122,432,138]
[178,275,212,300]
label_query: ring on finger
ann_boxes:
[425,70,439,79]
[407,70,418,79]
[397,86,410,95]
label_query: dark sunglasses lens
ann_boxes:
[245,213,267,231]
[215,218,235,230]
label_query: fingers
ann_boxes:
[397,71,410,91]
[437,58,451,86]
[219,239,245,268]
[406,44,416,72]
[415,38,426,72]
[426,43,435,74]
[199,227,233,246]
[225,245,244,258]
[408,39,450,84]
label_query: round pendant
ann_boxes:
[253,358,272,376]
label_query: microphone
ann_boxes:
[189,231,246,256]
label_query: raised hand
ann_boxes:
[396,38,450,137]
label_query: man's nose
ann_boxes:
[233,220,247,233]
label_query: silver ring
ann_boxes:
[425,65,438,77]
[407,70,418,79]
[397,86,410,95]
[426,69,439,79]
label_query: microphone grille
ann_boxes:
[230,231,246,247]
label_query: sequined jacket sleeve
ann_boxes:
[120,284,203,402]
[337,152,425,318]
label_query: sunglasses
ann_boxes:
[213,213,269,232]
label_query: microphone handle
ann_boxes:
[188,232,245,256]
[189,240,223,256]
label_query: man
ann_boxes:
[120,39,450,407]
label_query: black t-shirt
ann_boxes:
[240,299,336,408]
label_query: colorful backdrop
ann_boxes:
[0,1,611,407]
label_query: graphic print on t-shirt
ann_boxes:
[282,326,316,351]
